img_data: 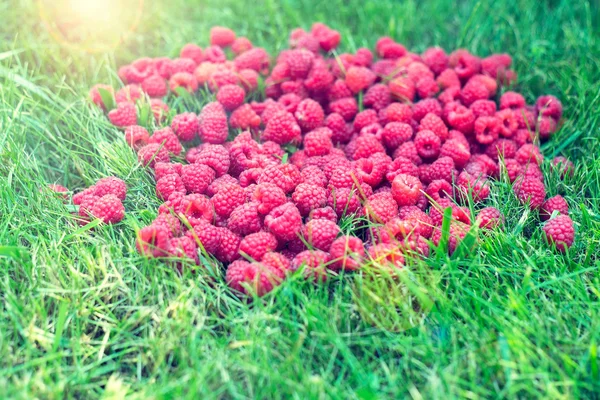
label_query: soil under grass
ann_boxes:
[1,0,599,398]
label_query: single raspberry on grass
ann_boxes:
[540,195,569,221]
[515,144,544,165]
[513,177,546,209]
[115,85,143,104]
[94,177,127,200]
[90,194,125,224]
[210,26,236,47]
[543,215,574,252]
[536,95,563,121]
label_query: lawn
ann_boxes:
[1,0,600,398]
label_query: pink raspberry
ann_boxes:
[206,174,238,196]
[363,197,398,224]
[328,187,362,217]
[115,85,143,104]
[180,43,204,64]
[426,179,453,202]
[167,236,199,265]
[180,163,216,194]
[429,198,471,227]
[228,202,262,236]
[514,177,546,209]
[211,183,246,218]
[328,79,353,101]
[391,174,423,207]
[226,260,284,297]
[136,225,170,257]
[108,102,137,128]
[551,156,575,179]
[428,157,456,184]
[345,66,376,94]
[137,143,170,167]
[285,49,314,80]
[264,203,303,242]
[543,215,574,252]
[239,231,279,261]
[309,207,338,223]
[292,183,327,216]
[431,221,469,255]
[311,23,341,51]
[540,195,569,221]
[148,127,183,156]
[171,112,200,142]
[204,46,227,63]
[141,75,168,98]
[381,122,413,151]
[180,194,215,223]
[199,102,229,144]
[355,154,389,187]
[536,95,563,120]
[495,109,518,138]
[89,84,114,110]
[93,177,127,200]
[419,113,448,141]
[475,207,504,230]
[216,84,246,111]
[169,72,198,93]
[291,250,331,282]
[412,98,442,122]
[328,167,362,190]
[229,104,261,130]
[440,139,470,169]
[363,84,392,111]
[387,156,418,182]
[328,97,358,121]
[207,69,239,92]
[171,58,197,74]
[261,252,292,275]
[214,227,241,262]
[350,135,386,160]
[388,76,415,102]
[124,125,150,149]
[300,165,327,187]
[422,47,448,75]
[156,174,186,201]
[234,48,270,74]
[232,37,253,55]
[446,105,475,134]
[399,206,434,239]
[416,76,439,98]
[262,111,302,145]
[436,69,461,90]
[500,92,526,110]
[329,236,365,271]
[152,213,182,238]
[150,99,169,123]
[238,69,259,92]
[90,194,125,224]
[456,171,490,203]
[304,219,340,251]
[461,80,490,106]
[193,144,230,177]
[258,164,301,194]
[414,130,441,160]
[210,26,236,47]
[515,144,544,165]
[470,99,497,118]
[449,49,481,80]
[295,99,325,132]
[367,243,405,270]
[303,127,333,156]
[278,93,302,113]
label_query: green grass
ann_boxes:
[1,0,600,398]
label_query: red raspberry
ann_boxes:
[227,202,262,236]
[536,95,563,120]
[265,203,303,242]
[152,213,182,238]
[115,85,143,104]
[422,47,448,75]
[481,53,511,78]
[345,66,376,94]
[414,130,441,160]
[363,84,391,111]
[440,139,470,169]
[495,109,518,138]
[136,225,169,257]
[514,177,546,209]
[305,219,340,251]
[387,156,418,182]
[216,84,245,111]
[150,98,169,123]
[474,116,501,145]
[208,227,239,262]
[388,76,415,102]
[93,177,127,200]
[180,43,204,65]
[399,206,434,238]
[436,69,461,90]
[304,61,335,94]
[431,221,469,255]
[485,139,517,161]
[211,183,246,218]
[551,156,575,179]
[328,187,361,218]
[391,173,423,207]
[311,23,341,51]
[356,153,389,187]
[446,105,475,134]
[258,164,301,194]
[167,236,199,265]
[205,46,227,63]
[329,236,364,271]
[278,93,302,113]
[199,102,228,144]
[108,102,137,128]
[427,156,456,184]
[350,135,385,160]
[262,111,302,145]
[363,196,398,224]
[180,194,214,223]
[239,168,263,187]
[148,127,182,156]
[229,104,261,130]
[393,142,422,165]
[181,163,216,194]
[206,174,238,197]
[89,194,125,224]
[409,98,440,122]
[500,158,522,182]
[226,259,284,297]
[300,165,327,188]
[292,184,327,216]
[234,48,270,74]
[460,80,489,106]
[426,179,453,202]
[308,207,338,223]
[291,250,331,282]
[540,195,569,221]
[328,167,362,190]
[537,116,557,139]
[138,143,170,167]
[352,111,378,134]
[238,69,259,92]
[232,37,253,55]
[515,144,544,165]
[380,122,412,151]
[328,97,358,122]
[171,58,197,74]
[123,125,149,149]
[171,113,199,142]
[367,243,405,270]
[475,207,504,230]
[261,251,292,274]
[141,75,167,98]
[416,76,439,98]
[500,91,525,110]
[449,49,480,80]
[328,79,353,101]
[470,99,497,118]
[286,49,314,79]
[89,84,114,110]
[302,128,332,157]
[210,26,236,47]
[193,144,230,177]
[456,171,490,203]
[156,174,185,201]
[543,215,574,252]
[239,231,279,261]
[419,113,448,141]
[295,99,325,131]
[169,72,198,93]
[249,183,285,216]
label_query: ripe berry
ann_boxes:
[264,203,303,242]
[90,194,125,224]
[136,225,170,257]
[171,113,200,141]
[212,183,246,218]
[199,102,229,144]
[291,250,331,282]
[295,99,325,132]
[108,102,137,128]
[513,177,546,209]
[543,215,574,252]
[217,84,246,111]
[540,195,569,221]
[305,219,340,251]
[239,231,279,261]
[391,174,423,207]
[137,143,170,167]
[210,26,236,47]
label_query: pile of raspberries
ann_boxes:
[76,24,577,297]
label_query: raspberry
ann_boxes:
[311,23,341,51]
[449,49,481,80]
[416,76,439,98]
[386,156,418,182]
[216,84,245,111]
[204,46,227,64]
[180,43,204,65]
[350,135,386,160]
[427,156,456,184]
[239,168,263,187]
[543,215,574,252]
[513,177,546,209]
[169,72,198,93]
[300,165,327,187]
[238,69,259,92]
[540,195,569,221]
[261,252,292,275]
[239,231,279,261]
[155,174,185,201]
[226,259,284,297]
[148,127,183,156]
[419,113,448,141]
[210,26,236,47]
[258,164,301,194]
[229,104,261,130]
[327,97,358,122]
[461,80,489,106]
[440,139,470,168]
[152,213,182,238]
[381,122,412,151]
[180,194,215,223]
[232,37,253,55]
[89,194,125,224]
[422,47,448,75]
[446,105,475,134]
[206,174,238,197]
[167,236,199,265]
[328,167,362,190]
[285,49,314,80]
[171,112,199,141]
[278,93,302,113]
[291,250,331,282]
[485,139,517,161]
[181,163,216,194]
[388,76,415,102]
[234,48,270,74]
[367,243,405,270]
[414,130,441,160]
[363,197,398,224]
[138,143,170,167]
[136,225,170,257]
[124,125,150,149]
[264,203,303,242]
[141,75,168,98]
[363,84,391,111]
[393,142,422,166]
[329,236,365,271]
[470,99,497,118]
[171,58,197,74]
[89,84,114,110]
[500,91,525,110]
[410,98,441,123]
[292,183,327,216]
[431,221,469,255]
[304,61,335,94]
[305,219,340,251]
[214,228,242,262]
[115,85,143,104]
[355,154,389,187]
[108,102,137,128]
[474,116,501,145]
[93,177,127,201]
[391,174,423,207]
[536,95,563,120]
[345,66,376,94]
[537,116,557,140]
[194,144,230,176]
[262,111,302,145]
[436,69,461,90]
[150,99,169,123]
[495,109,518,138]
[199,102,229,144]
[515,144,544,165]
[481,53,511,78]
[295,99,325,132]
[456,171,490,203]
[551,156,575,179]
[153,58,174,79]
[302,128,332,157]
[211,183,246,218]
[309,206,338,223]
[426,179,453,202]
[227,202,262,236]
[399,206,434,238]
[475,207,504,230]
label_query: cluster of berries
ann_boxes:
[85,24,575,297]
[49,177,127,225]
